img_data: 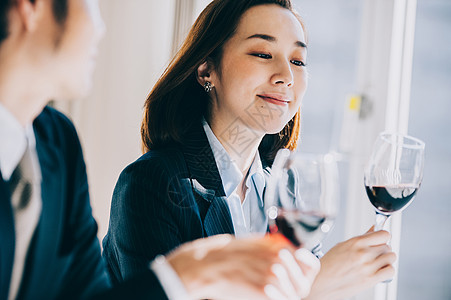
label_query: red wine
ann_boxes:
[270,210,329,247]
[365,185,418,213]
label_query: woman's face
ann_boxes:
[208,4,308,136]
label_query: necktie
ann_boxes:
[8,146,42,300]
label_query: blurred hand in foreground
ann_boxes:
[167,234,320,300]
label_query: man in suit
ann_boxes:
[0,0,319,299]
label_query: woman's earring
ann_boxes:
[204,82,212,93]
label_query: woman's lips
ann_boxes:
[257,94,290,106]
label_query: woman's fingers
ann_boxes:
[358,243,392,262]
[265,284,289,300]
[225,244,314,299]
[372,251,397,272]
[355,230,391,247]
[374,264,396,282]
[303,227,398,300]
[295,248,321,278]
[279,249,311,299]
[272,263,299,300]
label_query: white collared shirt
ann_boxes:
[0,103,43,300]
[0,102,42,186]
[202,119,267,237]
[0,103,29,181]
[0,102,42,188]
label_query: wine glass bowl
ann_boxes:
[266,150,339,250]
[364,132,425,230]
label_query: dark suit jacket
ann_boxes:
[102,120,271,284]
[0,107,167,300]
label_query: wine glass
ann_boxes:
[265,149,339,251]
[364,132,425,231]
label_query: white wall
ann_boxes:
[64,0,176,240]
[54,0,214,242]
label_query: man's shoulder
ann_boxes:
[33,105,78,139]
[33,105,83,162]
[34,105,76,132]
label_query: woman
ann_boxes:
[103,0,396,299]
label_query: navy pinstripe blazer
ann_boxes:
[102,121,272,284]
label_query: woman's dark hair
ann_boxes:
[0,0,68,45]
[141,0,306,165]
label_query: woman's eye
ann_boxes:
[252,53,272,59]
[291,60,306,67]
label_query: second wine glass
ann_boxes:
[364,132,425,231]
[265,149,339,251]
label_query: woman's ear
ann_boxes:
[196,61,215,89]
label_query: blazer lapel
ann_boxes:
[182,121,234,235]
[17,119,65,298]
[261,165,271,203]
[0,173,15,300]
[191,179,234,235]
[182,121,225,195]
[262,166,272,233]
[203,195,234,236]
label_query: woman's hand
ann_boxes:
[305,228,397,300]
[167,234,320,300]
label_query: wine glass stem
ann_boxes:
[374,211,390,231]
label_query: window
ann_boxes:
[398,1,451,299]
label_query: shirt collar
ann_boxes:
[202,118,265,205]
[0,103,32,181]
[246,151,265,207]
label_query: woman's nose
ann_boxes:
[271,60,294,87]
